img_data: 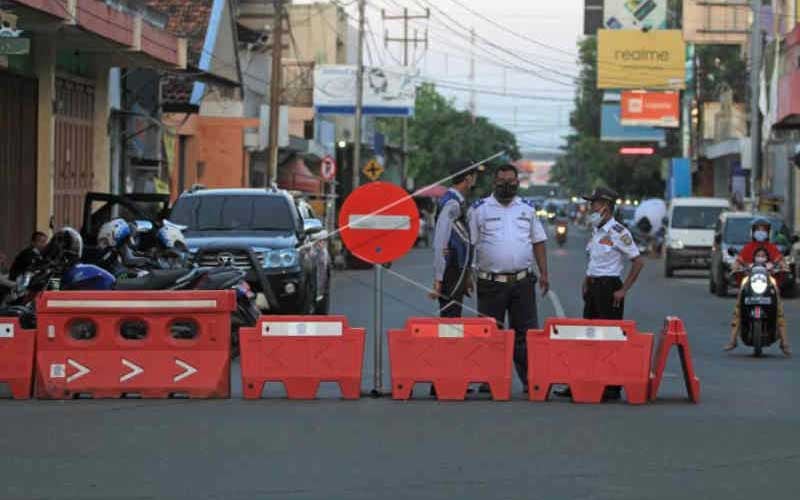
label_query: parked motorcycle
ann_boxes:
[733,263,786,357]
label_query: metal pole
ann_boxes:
[401,9,409,190]
[372,263,384,395]
[266,0,284,187]
[749,0,761,212]
[353,0,365,190]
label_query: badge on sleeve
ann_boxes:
[621,233,633,246]
[599,236,614,246]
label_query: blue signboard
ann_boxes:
[669,158,691,198]
[601,103,666,143]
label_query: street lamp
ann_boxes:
[338,140,347,149]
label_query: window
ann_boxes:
[724,217,789,246]
[670,206,726,230]
[170,195,297,232]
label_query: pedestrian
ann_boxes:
[469,164,549,393]
[9,231,48,280]
[557,187,644,399]
[430,159,478,317]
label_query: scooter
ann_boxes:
[555,220,568,247]
[734,264,786,357]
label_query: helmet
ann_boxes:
[751,217,772,242]
[47,227,83,261]
[751,217,772,230]
[157,224,187,250]
[97,219,132,249]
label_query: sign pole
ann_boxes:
[372,263,384,395]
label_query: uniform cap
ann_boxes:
[449,159,477,177]
[582,187,619,204]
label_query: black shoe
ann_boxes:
[429,386,436,397]
[478,383,491,394]
[523,384,529,394]
[602,387,622,401]
[554,387,572,398]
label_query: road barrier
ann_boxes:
[527,318,654,404]
[649,317,700,403]
[388,317,514,401]
[0,317,36,399]
[239,315,365,399]
[34,290,235,399]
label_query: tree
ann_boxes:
[551,37,669,197]
[378,83,520,189]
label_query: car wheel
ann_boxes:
[709,273,716,294]
[664,253,674,278]
[715,269,728,297]
[781,280,797,299]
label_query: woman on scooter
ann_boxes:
[724,245,790,356]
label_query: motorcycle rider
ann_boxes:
[9,231,48,280]
[724,218,790,355]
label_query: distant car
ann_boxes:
[664,197,730,277]
[614,205,637,228]
[709,212,797,297]
[169,187,331,314]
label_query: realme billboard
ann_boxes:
[597,29,686,89]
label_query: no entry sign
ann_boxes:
[338,182,420,264]
[321,155,336,181]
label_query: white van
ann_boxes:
[664,197,731,277]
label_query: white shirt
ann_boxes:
[586,218,640,277]
[468,195,547,273]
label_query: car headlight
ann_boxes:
[750,273,769,295]
[668,238,684,250]
[556,226,566,234]
[263,249,298,269]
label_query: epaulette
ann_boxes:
[470,197,487,209]
[612,224,625,233]
[522,198,536,208]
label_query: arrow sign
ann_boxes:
[67,359,90,383]
[120,359,144,382]
[174,359,198,382]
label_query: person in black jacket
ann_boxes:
[9,231,48,280]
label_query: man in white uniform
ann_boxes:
[469,164,549,392]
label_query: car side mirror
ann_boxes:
[303,218,323,235]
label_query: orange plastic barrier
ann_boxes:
[388,317,514,401]
[0,317,36,399]
[34,290,235,399]
[239,316,365,400]
[527,318,654,404]
[649,317,700,403]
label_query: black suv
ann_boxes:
[169,188,331,314]
[709,212,797,297]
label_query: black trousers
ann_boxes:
[583,276,624,320]
[477,276,538,384]
[438,264,466,318]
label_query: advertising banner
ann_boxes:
[601,103,666,142]
[314,65,417,116]
[597,29,686,89]
[621,91,679,127]
[603,0,667,30]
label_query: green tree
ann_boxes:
[551,37,669,198]
[379,83,520,188]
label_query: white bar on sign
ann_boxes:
[438,324,464,338]
[550,325,627,341]
[348,214,410,230]
[0,322,14,338]
[262,321,343,336]
[46,300,217,309]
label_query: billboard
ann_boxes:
[603,0,667,30]
[601,103,666,142]
[314,65,417,116]
[584,0,604,35]
[620,91,679,127]
[597,29,686,89]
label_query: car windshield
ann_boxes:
[671,206,725,229]
[170,195,296,231]
[619,207,636,219]
[724,217,789,245]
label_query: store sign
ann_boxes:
[603,0,667,30]
[597,29,686,89]
[314,65,417,117]
[620,91,679,127]
[601,103,666,142]
[0,37,28,55]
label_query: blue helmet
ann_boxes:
[97,218,132,249]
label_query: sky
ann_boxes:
[296,0,584,156]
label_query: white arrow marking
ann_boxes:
[174,359,197,382]
[120,358,144,383]
[67,359,90,383]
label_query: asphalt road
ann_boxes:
[1,225,798,500]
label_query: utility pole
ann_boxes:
[468,27,476,120]
[383,7,429,188]
[353,0,366,190]
[266,0,285,187]
[749,0,761,211]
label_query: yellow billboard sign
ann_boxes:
[597,29,686,90]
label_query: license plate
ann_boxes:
[745,296,772,306]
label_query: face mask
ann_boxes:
[753,230,768,242]
[588,211,603,227]
[754,256,768,265]
[494,182,518,201]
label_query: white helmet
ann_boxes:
[97,218,132,249]
[157,223,187,250]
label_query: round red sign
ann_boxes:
[321,155,336,181]
[338,182,420,264]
